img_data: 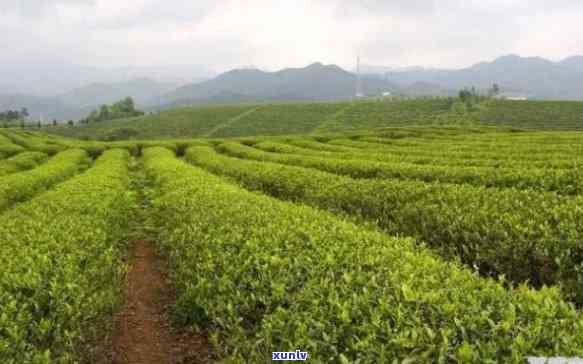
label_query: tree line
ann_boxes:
[0,108,29,122]
[451,84,500,114]
[80,97,144,124]
[1,97,143,128]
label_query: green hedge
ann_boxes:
[0,149,90,211]
[0,133,26,158]
[1,130,66,155]
[0,152,48,177]
[0,149,132,363]
[186,146,583,304]
[254,140,580,170]
[329,138,583,165]
[218,142,583,194]
[144,146,583,363]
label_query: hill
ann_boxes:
[559,55,583,72]
[156,63,398,107]
[0,60,213,96]
[45,104,259,140]
[0,78,177,122]
[0,93,86,122]
[7,55,583,124]
[402,82,453,97]
[43,98,583,141]
[367,54,583,100]
[58,78,175,108]
[43,99,455,140]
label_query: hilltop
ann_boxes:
[155,62,397,108]
[42,98,583,141]
[365,54,583,100]
[5,55,583,123]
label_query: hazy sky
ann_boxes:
[1,0,583,73]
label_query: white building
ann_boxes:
[497,92,528,101]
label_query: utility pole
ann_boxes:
[355,57,364,98]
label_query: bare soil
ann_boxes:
[103,240,211,364]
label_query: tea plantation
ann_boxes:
[3,100,583,363]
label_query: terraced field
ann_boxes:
[477,100,583,129]
[2,125,583,363]
[45,99,583,142]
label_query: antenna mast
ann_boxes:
[355,57,364,98]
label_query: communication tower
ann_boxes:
[355,57,364,98]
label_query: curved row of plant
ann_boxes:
[43,134,208,158]
[285,138,583,169]
[0,130,208,159]
[187,146,583,304]
[0,130,65,155]
[329,138,583,164]
[0,148,132,363]
[0,151,48,177]
[144,146,583,363]
[362,135,583,153]
[0,133,26,158]
[218,142,583,194]
[255,140,580,170]
[0,149,90,212]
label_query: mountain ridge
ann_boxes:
[364,54,583,99]
[156,62,397,107]
[4,54,583,122]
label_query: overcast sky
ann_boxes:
[1,0,583,73]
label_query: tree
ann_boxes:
[98,105,110,121]
[52,119,57,127]
[488,83,500,98]
[83,97,144,124]
[458,89,473,104]
[67,120,74,127]
[21,108,29,119]
[113,97,135,113]
[458,87,483,106]
[37,121,42,128]
[87,110,99,123]
[493,83,500,95]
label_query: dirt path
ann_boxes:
[101,159,211,364]
[106,240,211,364]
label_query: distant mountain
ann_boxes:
[359,65,432,75]
[559,56,583,72]
[58,78,176,108]
[156,62,398,107]
[0,93,86,122]
[367,55,583,100]
[403,82,454,97]
[6,55,583,122]
[0,60,213,121]
[0,60,214,96]
[0,78,182,122]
